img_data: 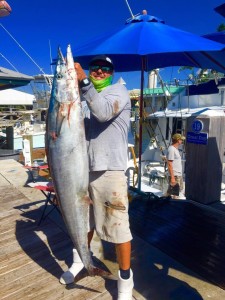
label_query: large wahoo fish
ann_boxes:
[46,45,111,277]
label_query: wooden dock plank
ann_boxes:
[129,195,225,290]
[0,226,69,262]
[2,159,225,299]
[0,180,118,299]
[2,267,109,300]
[0,230,71,270]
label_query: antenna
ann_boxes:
[124,0,134,18]
[49,40,54,75]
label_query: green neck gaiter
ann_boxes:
[89,75,113,92]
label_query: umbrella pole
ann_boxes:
[137,57,145,191]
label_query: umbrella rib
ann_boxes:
[183,52,202,68]
[137,56,146,190]
[184,51,225,71]
[201,51,225,71]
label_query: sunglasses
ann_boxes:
[89,65,113,72]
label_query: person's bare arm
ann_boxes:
[167,160,176,186]
[74,62,87,82]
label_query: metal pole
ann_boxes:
[137,56,145,190]
[6,126,14,150]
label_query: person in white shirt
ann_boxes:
[166,133,185,198]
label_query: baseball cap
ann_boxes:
[172,133,185,141]
[89,55,114,69]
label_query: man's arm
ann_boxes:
[167,160,176,186]
[74,62,130,123]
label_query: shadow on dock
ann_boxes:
[13,195,207,299]
[129,192,225,292]
[13,201,117,297]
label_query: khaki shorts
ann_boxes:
[89,170,133,244]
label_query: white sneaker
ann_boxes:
[117,269,134,300]
[59,249,84,285]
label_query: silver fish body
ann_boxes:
[46,45,93,274]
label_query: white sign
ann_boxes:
[23,139,31,166]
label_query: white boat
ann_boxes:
[0,73,51,150]
[127,76,225,201]
[13,131,45,150]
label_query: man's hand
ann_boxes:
[74,62,87,82]
[161,155,167,162]
[170,178,177,186]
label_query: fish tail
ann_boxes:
[88,265,117,280]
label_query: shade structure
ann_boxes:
[0,89,34,105]
[0,67,34,90]
[73,12,225,190]
[203,31,225,45]
[215,3,225,18]
[74,13,225,73]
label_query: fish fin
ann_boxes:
[89,266,117,280]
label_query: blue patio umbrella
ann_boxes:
[73,11,225,190]
[215,3,225,18]
[74,12,225,72]
[203,31,225,45]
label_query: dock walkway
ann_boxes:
[1,159,225,299]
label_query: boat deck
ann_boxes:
[1,159,225,299]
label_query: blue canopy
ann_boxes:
[203,31,225,45]
[74,13,225,73]
[215,3,225,18]
[0,67,34,91]
[73,12,225,190]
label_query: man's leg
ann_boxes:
[89,171,134,299]
[59,229,94,285]
[116,241,131,270]
[116,241,133,300]
[60,199,95,285]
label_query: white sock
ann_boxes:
[59,249,84,285]
[59,261,84,285]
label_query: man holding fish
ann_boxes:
[57,54,134,299]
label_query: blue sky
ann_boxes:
[0,0,225,91]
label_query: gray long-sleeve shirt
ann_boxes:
[80,82,131,171]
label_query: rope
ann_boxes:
[0,22,54,92]
[0,23,45,75]
[0,52,19,71]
